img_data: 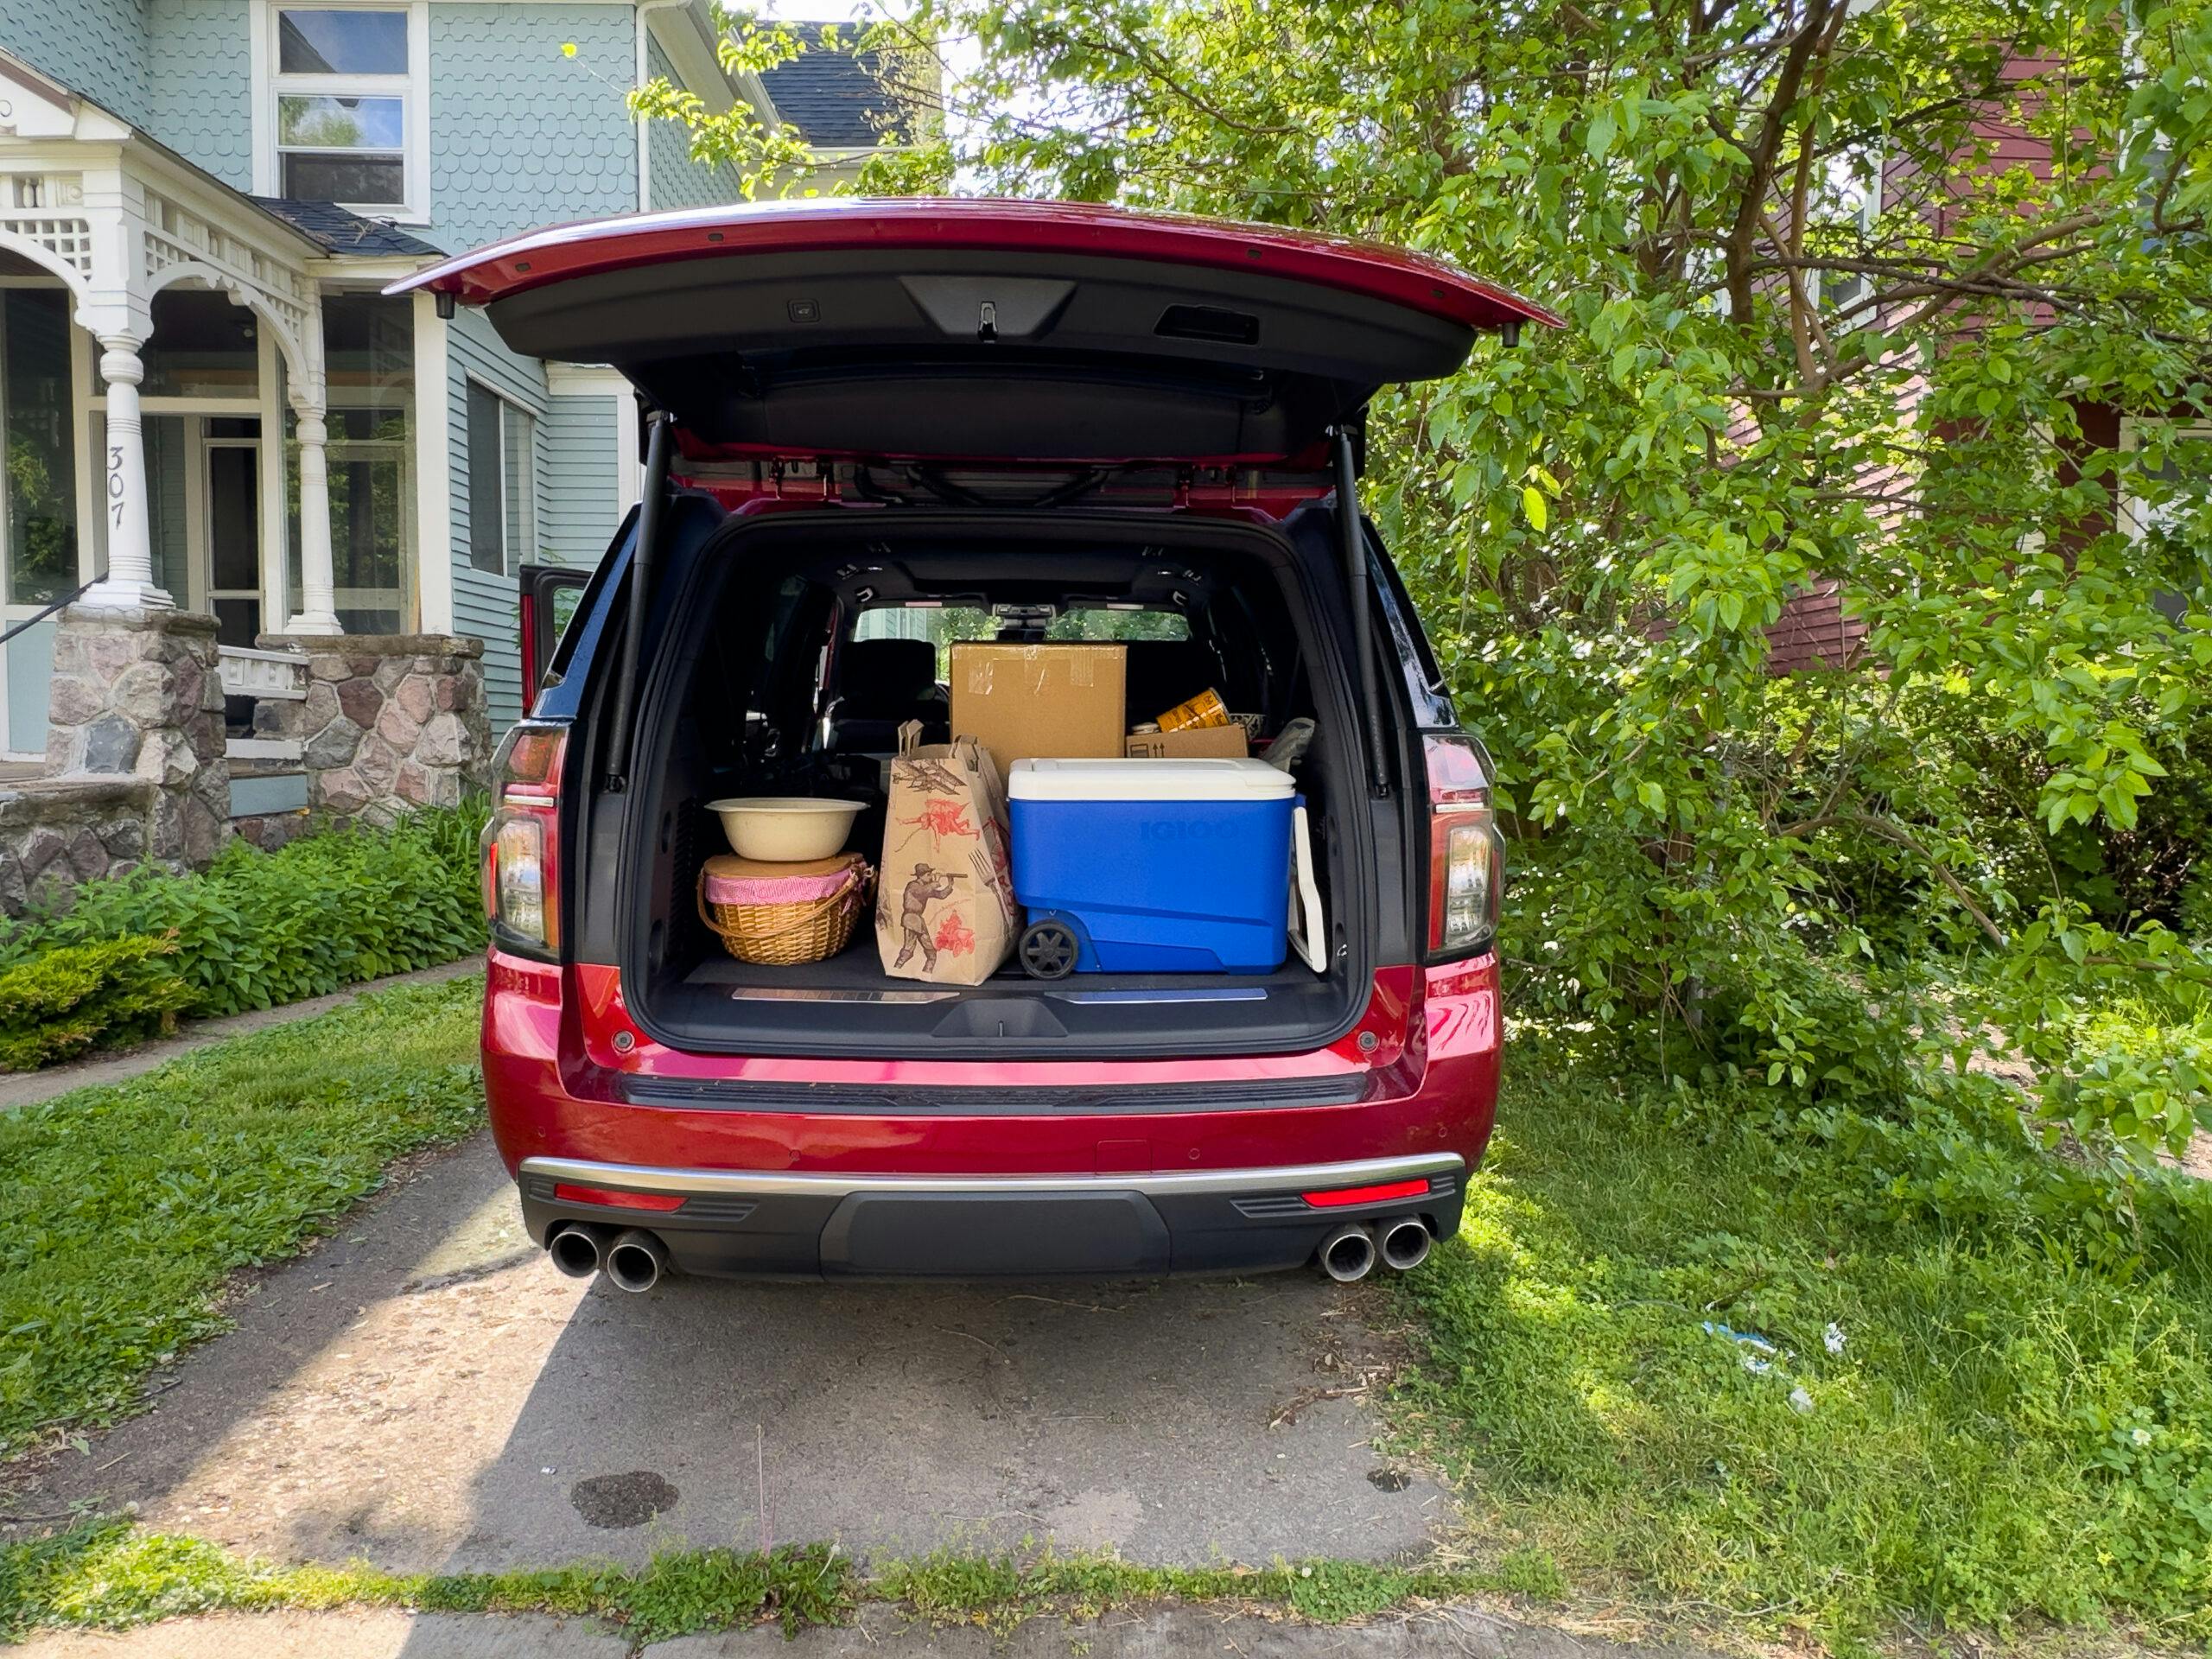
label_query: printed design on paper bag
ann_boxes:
[893,862,961,971]
[976,820,1016,924]
[895,754,969,795]
[934,908,976,957]
[900,795,976,846]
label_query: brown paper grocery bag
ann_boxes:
[875,722,1018,985]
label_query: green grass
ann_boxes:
[0,1520,852,1643]
[0,1520,1535,1644]
[0,976,485,1460]
[1388,1053,2212,1648]
[5,991,2209,1653]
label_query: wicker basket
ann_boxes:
[696,852,873,966]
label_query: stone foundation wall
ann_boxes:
[0,778,158,915]
[231,809,315,854]
[44,606,229,872]
[257,633,491,822]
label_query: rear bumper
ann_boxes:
[519,1152,1465,1278]
[482,952,1501,1280]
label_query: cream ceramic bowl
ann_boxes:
[704,797,865,861]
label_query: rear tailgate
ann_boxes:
[390,199,1556,464]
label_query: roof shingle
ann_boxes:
[757,23,911,149]
[250,198,443,259]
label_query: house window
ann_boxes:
[467,381,535,575]
[2121,420,2210,539]
[2120,417,2209,625]
[1818,155,1883,319]
[262,4,425,216]
[0,289,80,607]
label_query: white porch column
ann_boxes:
[79,337,173,611]
[285,403,342,636]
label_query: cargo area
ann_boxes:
[589,504,1386,1060]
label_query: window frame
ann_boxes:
[252,1,429,223]
[466,376,537,577]
[2119,416,2212,543]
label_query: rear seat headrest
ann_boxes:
[841,637,938,708]
[1122,638,1216,718]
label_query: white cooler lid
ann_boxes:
[1009,756,1297,803]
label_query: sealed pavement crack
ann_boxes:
[569,1471,678,1529]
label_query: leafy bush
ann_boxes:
[0,800,489,1046]
[761,0,2212,1164]
[0,936,190,1071]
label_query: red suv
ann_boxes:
[394,200,1548,1288]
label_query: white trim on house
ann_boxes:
[645,1,741,117]
[544,364,642,516]
[256,326,290,627]
[637,0,751,210]
[543,363,631,397]
[251,0,432,225]
[411,289,453,632]
[543,362,641,512]
[305,254,427,283]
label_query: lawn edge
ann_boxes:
[4,1522,2198,1659]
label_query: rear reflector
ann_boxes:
[552,1182,686,1211]
[1300,1178,1429,1208]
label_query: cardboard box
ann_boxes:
[1126,724,1249,759]
[950,643,1127,778]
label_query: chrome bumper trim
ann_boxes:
[519,1150,1464,1202]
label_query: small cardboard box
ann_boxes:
[950,642,1127,778]
[1126,724,1249,759]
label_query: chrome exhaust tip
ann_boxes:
[547,1223,603,1280]
[604,1229,669,1294]
[1379,1217,1433,1271]
[1319,1224,1377,1282]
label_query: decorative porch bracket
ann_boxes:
[0,156,338,632]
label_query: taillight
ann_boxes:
[1425,732,1503,958]
[480,721,567,958]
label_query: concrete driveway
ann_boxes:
[14,1132,1450,1575]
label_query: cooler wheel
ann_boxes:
[1018,918,1080,980]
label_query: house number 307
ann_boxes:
[108,446,126,527]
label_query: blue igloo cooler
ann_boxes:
[1007,757,1298,976]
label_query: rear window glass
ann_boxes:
[854,605,1188,677]
[1045,609,1189,643]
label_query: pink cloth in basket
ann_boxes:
[704,865,861,906]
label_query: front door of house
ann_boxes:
[201,429,262,648]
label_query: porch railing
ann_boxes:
[219,645,307,766]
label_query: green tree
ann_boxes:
[627,13,945,198]
[642,0,2212,1157]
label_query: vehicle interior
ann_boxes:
[592,505,1389,1061]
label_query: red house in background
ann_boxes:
[1758,44,2202,674]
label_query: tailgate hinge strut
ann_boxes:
[601,410,674,793]
[1332,426,1391,799]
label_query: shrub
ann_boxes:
[0,936,191,1071]
[0,800,489,1047]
